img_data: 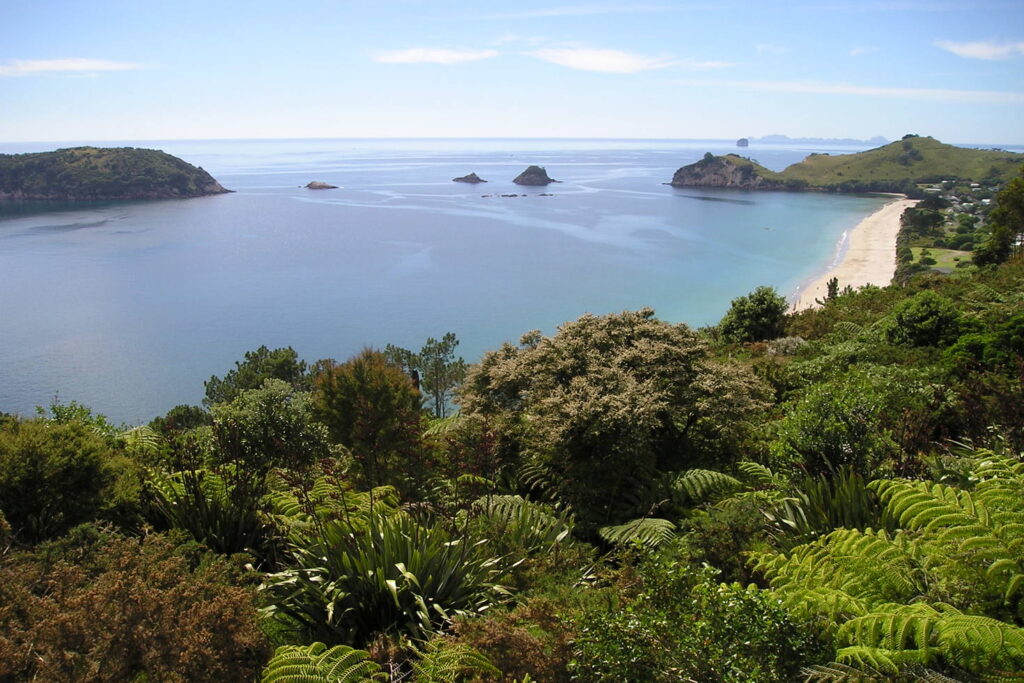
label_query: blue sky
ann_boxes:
[2,1,1022,144]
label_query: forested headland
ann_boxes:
[1,169,1022,682]
[0,147,229,201]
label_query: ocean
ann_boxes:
[0,138,891,423]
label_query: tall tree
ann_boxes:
[460,309,769,528]
[203,345,309,407]
[974,165,1024,266]
[385,333,467,418]
[311,349,425,490]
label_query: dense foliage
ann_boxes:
[2,203,1023,679]
[0,146,227,200]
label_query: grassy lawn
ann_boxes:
[911,247,973,270]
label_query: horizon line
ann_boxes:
[2,135,1023,148]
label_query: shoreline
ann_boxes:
[791,197,919,311]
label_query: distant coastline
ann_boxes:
[791,198,919,311]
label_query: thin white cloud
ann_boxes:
[0,58,144,77]
[670,78,1024,104]
[934,40,1024,60]
[756,43,790,55]
[373,48,499,65]
[527,48,729,73]
[849,46,880,56]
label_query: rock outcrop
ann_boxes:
[0,147,231,201]
[670,153,784,190]
[513,165,559,186]
[305,181,338,190]
[736,138,749,147]
[453,172,487,183]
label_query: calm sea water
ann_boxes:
[0,138,890,424]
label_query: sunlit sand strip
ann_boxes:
[792,197,919,311]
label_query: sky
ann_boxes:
[2,1,1023,144]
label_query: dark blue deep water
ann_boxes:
[0,138,889,423]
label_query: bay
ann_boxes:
[0,138,888,424]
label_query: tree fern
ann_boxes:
[749,528,925,606]
[598,516,676,548]
[147,465,266,554]
[871,453,1024,605]
[467,494,572,557]
[410,638,500,682]
[267,477,400,548]
[736,460,783,489]
[261,642,386,682]
[836,603,1024,678]
[754,447,1024,679]
[672,468,743,504]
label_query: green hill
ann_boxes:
[671,136,1024,193]
[779,135,1023,191]
[0,147,230,201]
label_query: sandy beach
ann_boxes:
[792,197,919,311]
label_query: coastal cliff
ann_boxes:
[0,147,230,201]
[670,153,786,190]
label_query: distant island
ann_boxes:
[453,172,487,184]
[305,181,338,190]
[736,138,749,147]
[513,165,559,186]
[671,136,1024,193]
[750,134,889,146]
[0,147,230,201]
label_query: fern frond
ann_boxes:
[801,660,889,681]
[672,468,743,504]
[736,461,778,488]
[261,642,386,682]
[470,494,573,555]
[599,517,676,548]
[830,321,868,342]
[838,603,1024,677]
[120,424,163,456]
[411,638,500,682]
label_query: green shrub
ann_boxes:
[719,285,789,343]
[0,419,111,542]
[883,290,961,347]
[569,562,828,682]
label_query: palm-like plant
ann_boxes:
[262,511,508,646]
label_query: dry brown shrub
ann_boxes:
[0,527,269,681]
[453,597,574,682]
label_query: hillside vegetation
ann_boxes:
[1,166,1022,681]
[672,136,1024,194]
[0,147,229,201]
[781,135,1023,190]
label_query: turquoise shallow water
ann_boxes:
[0,138,888,423]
